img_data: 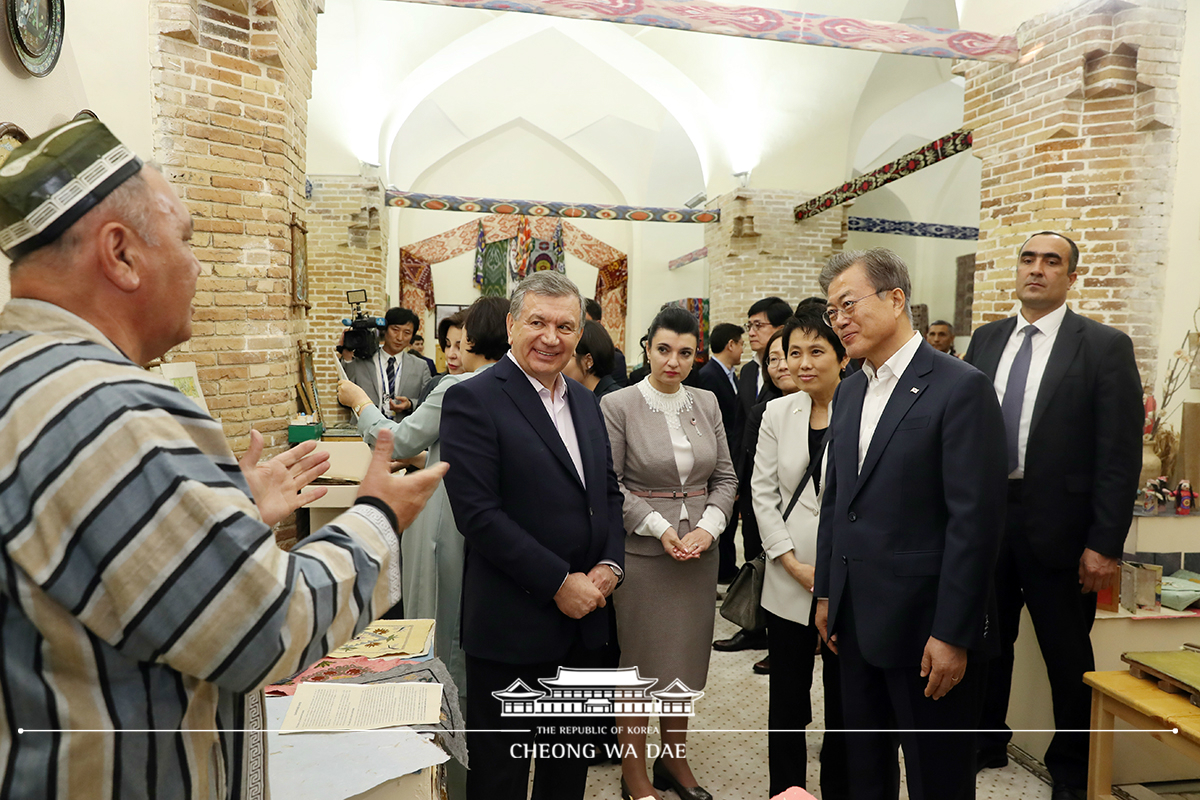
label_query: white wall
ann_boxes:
[0,0,153,305]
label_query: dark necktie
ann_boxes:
[386,356,396,398]
[1001,326,1039,473]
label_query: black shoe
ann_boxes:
[652,757,712,800]
[712,629,768,652]
[1050,785,1084,800]
[752,656,770,675]
[975,749,1007,771]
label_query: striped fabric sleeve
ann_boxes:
[1,354,399,696]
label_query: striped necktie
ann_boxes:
[386,356,396,398]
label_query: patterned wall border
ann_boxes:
[848,217,979,240]
[668,247,708,270]
[383,0,1018,62]
[386,190,719,223]
[794,129,974,221]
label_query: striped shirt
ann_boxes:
[0,299,400,800]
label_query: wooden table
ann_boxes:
[1084,670,1200,800]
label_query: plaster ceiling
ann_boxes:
[308,0,973,206]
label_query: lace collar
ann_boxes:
[637,379,694,431]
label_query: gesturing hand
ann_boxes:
[239,429,331,527]
[356,430,448,532]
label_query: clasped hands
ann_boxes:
[661,527,715,561]
[554,566,618,619]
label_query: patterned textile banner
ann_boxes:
[387,190,719,223]
[404,214,623,270]
[509,216,532,281]
[794,129,974,221]
[849,216,979,240]
[472,221,485,289]
[596,255,629,353]
[480,239,509,297]
[399,248,436,313]
[668,246,708,270]
[552,221,565,272]
[382,0,1018,62]
[529,239,564,273]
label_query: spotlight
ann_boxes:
[733,171,750,188]
[684,192,707,209]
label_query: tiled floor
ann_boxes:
[582,604,1054,800]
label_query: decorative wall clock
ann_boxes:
[6,0,65,77]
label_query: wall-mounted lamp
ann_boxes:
[359,160,382,179]
[733,171,751,188]
[684,192,707,209]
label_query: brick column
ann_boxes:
[962,0,1185,384]
[705,188,847,357]
[150,0,320,454]
[306,176,388,426]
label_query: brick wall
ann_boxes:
[149,0,320,455]
[705,188,847,360]
[306,175,388,426]
[961,0,1185,385]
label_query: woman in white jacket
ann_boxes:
[752,309,850,799]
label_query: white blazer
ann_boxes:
[752,391,827,625]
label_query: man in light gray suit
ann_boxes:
[341,306,431,420]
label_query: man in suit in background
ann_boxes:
[714,296,792,651]
[440,272,625,800]
[341,306,431,420]
[814,248,1007,800]
[965,232,1142,800]
[697,322,746,583]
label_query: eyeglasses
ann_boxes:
[744,320,773,332]
[824,289,889,326]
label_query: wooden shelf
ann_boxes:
[1125,515,1200,554]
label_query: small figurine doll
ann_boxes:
[1176,480,1195,515]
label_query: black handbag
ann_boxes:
[718,430,829,632]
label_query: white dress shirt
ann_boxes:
[374,347,404,417]
[858,331,923,473]
[506,351,586,487]
[753,353,764,397]
[992,302,1068,478]
[716,358,737,392]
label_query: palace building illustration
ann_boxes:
[492,667,705,717]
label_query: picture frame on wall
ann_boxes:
[297,339,321,422]
[291,213,310,309]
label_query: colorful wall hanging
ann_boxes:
[480,240,509,297]
[848,216,980,240]
[382,0,1018,63]
[669,298,710,352]
[794,129,974,221]
[472,221,485,289]
[668,246,708,271]
[399,214,628,349]
[386,190,719,224]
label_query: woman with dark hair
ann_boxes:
[601,306,738,800]
[752,309,850,799]
[438,310,467,376]
[563,319,620,398]
[334,295,510,729]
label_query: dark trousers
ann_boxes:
[717,510,741,583]
[739,491,763,562]
[838,592,985,800]
[465,644,602,800]
[766,609,849,799]
[977,494,1097,790]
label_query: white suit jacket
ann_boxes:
[752,391,826,625]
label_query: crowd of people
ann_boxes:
[0,120,1144,800]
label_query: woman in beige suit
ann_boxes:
[752,309,850,799]
[601,306,738,800]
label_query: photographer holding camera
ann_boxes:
[340,306,431,420]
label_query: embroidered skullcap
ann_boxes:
[0,119,143,260]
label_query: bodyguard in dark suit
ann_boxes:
[441,273,625,800]
[697,322,745,583]
[814,249,1007,800]
[965,232,1142,800]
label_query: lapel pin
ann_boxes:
[910,387,920,394]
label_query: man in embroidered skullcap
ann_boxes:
[0,119,446,799]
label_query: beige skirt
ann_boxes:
[613,543,718,693]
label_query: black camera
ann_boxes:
[340,289,386,360]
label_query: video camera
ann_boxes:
[340,289,387,360]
